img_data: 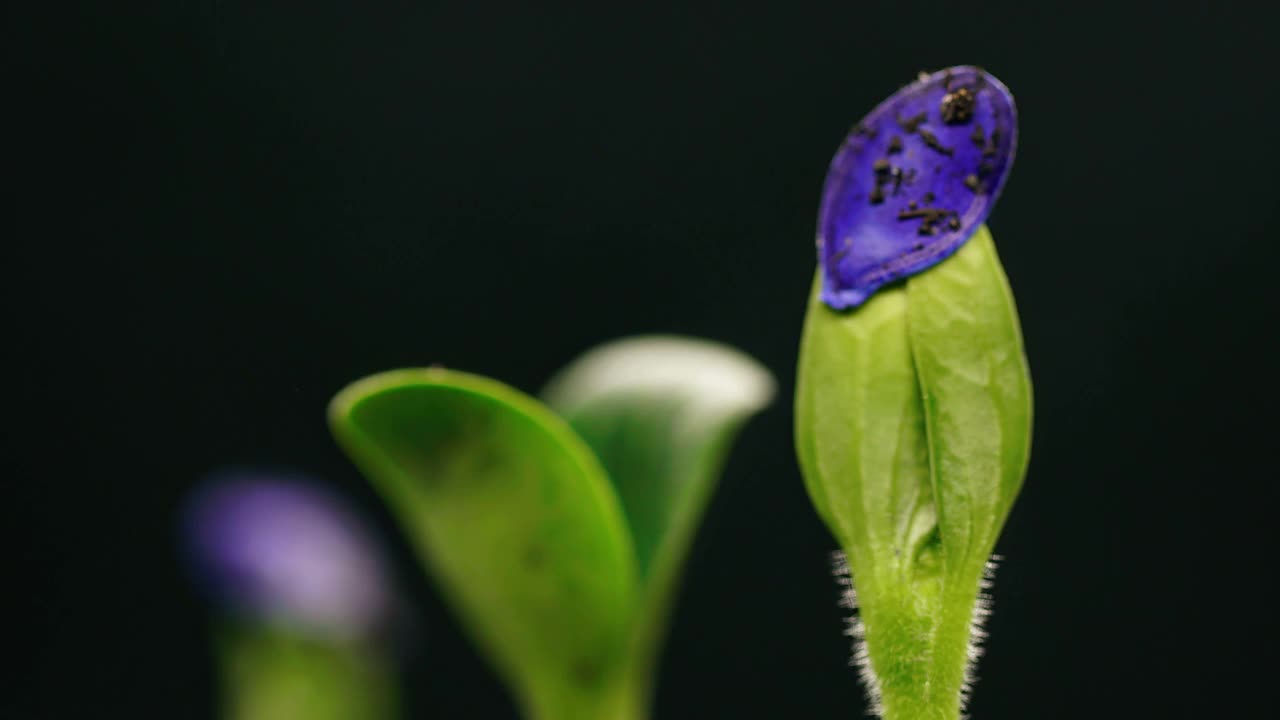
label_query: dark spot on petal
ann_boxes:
[888,135,904,153]
[896,112,927,133]
[983,126,1001,157]
[873,158,891,174]
[970,124,985,147]
[964,174,982,192]
[897,208,948,222]
[897,207,954,236]
[941,87,976,124]
[918,129,953,156]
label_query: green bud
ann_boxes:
[795,226,1032,720]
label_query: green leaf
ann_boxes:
[329,339,773,719]
[542,336,776,709]
[328,369,639,719]
[215,623,398,720]
[795,226,1032,720]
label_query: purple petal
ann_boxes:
[184,471,393,638]
[817,66,1017,309]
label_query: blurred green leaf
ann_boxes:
[216,623,397,720]
[329,338,773,719]
[795,226,1031,720]
[329,369,639,719]
[542,336,775,708]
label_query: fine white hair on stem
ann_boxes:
[959,554,1002,718]
[830,551,883,717]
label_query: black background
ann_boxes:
[9,1,1277,718]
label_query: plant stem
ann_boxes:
[859,572,983,720]
[524,672,647,720]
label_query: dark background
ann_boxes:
[9,1,1277,718]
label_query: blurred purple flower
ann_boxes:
[184,471,394,639]
[818,65,1017,309]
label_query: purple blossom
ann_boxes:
[184,471,393,638]
[817,66,1017,309]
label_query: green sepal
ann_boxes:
[795,226,1032,720]
[907,227,1033,575]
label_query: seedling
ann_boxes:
[796,66,1032,720]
